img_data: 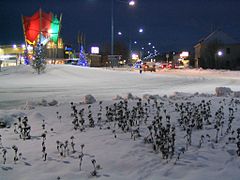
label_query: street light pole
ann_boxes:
[111,0,114,55]
[111,0,135,55]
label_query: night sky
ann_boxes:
[0,0,240,53]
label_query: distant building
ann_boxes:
[45,38,64,60]
[88,54,102,67]
[0,38,65,67]
[194,30,240,69]
[173,51,190,68]
[0,45,24,67]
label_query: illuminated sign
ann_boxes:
[132,53,139,60]
[91,47,99,54]
[65,47,72,51]
[180,51,189,58]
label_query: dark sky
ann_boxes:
[0,0,240,53]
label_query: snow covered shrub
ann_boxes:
[198,135,205,148]
[70,136,75,153]
[12,145,18,163]
[91,159,97,176]
[2,148,7,164]
[0,134,2,148]
[79,152,84,171]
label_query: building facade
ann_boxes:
[194,30,240,69]
[0,38,65,67]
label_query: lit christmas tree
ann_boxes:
[77,32,88,66]
[78,45,88,66]
[32,42,46,74]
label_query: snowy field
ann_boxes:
[0,65,240,109]
[0,65,240,180]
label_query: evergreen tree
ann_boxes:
[32,42,46,74]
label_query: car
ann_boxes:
[143,62,156,72]
[174,62,184,69]
[167,63,173,69]
[160,63,168,69]
[159,63,173,69]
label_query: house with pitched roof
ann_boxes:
[194,30,240,69]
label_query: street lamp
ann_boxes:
[129,0,135,6]
[111,0,135,55]
[138,28,143,33]
[218,50,223,56]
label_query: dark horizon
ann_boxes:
[0,0,240,53]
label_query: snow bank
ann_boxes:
[0,111,26,128]
[142,94,161,100]
[21,99,58,110]
[83,94,97,104]
[113,95,124,100]
[215,87,233,97]
[125,93,140,100]
[215,87,240,98]
[48,99,58,106]
[29,112,45,121]
[234,91,240,98]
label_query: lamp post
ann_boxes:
[111,0,135,55]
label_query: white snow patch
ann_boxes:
[1,65,240,180]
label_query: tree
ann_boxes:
[32,42,46,74]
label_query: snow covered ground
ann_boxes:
[1,65,240,109]
[0,65,240,180]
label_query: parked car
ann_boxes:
[160,63,168,69]
[159,63,173,69]
[143,62,156,72]
[174,62,184,69]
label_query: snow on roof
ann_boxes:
[197,30,239,45]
